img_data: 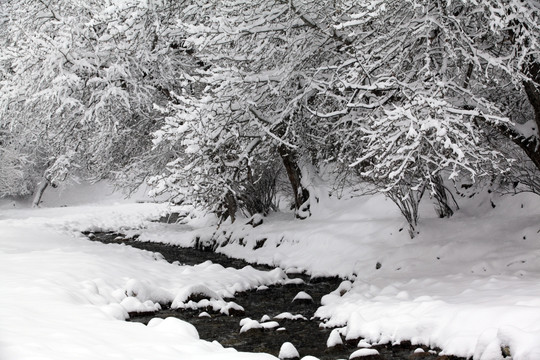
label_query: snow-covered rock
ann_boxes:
[326,328,343,348]
[292,291,313,303]
[239,318,279,333]
[274,312,307,321]
[349,348,380,359]
[120,296,161,313]
[239,318,262,333]
[220,301,244,316]
[279,342,300,359]
[285,278,305,286]
[357,340,372,348]
[261,321,280,330]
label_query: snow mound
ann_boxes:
[120,296,161,313]
[239,317,280,333]
[171,284,221,306]
[285,278,305,286]
[274,312,307,321]
[279,342,300,359]
[326,328,343,347]
[349,348,380,359]
[292,291,313,302]
[357,340,372,348]
[147,317,199,339]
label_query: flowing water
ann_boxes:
[85,231,466,360]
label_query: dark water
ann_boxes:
[85,231,466,360]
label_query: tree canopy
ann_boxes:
[1,0,539,235]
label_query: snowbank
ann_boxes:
[134,191,540,359]
[0,200,281,360]
[2,183,540,359]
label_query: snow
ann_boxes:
[326,328,343,347]
[274,312,307,321]
[2,183,540,359]
[239,318,280,333]
[284,278,305,286]
[278,342,299,359]
[292,291,313,302]
[349,348,379,359]
[0,196,282,360]
[165,192,538,359]
[357,340,372,348]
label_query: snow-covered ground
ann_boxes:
[0,188,282,360]
[1,184,540,359]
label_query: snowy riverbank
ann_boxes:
[1,185,539,359]
[0,201,284,360]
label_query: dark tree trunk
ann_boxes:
[522,78,540,170]
[247,106,311,218]
[517,59,540,170]
[432,174,458,218]
[277,144,310,218]
[32,177,49,208]
[223,190,237,223]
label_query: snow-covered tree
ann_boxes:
[294,0,540,235]
[150,0,346,220]
[0,139,35,198]
[0,0,192,204]
[2,0,538,233]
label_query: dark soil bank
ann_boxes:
[85,231,467,360]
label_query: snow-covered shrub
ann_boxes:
[237,161,280,217]
[430,174,459,218]
[0,147,34,198]
[386,182,426,239]
[0,0,193,199]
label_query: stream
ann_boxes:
[84,230,465,360]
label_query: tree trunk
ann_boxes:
[224,190,237,223]
[247,107,311,218]
[217,190,237,225]
[277,144,310,218]
[387,182,426,239]
[518,59,540,170]
[522,79,540,170]
[432,174,458,218]
[32,178,49,208]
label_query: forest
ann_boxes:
[1,0,539,237]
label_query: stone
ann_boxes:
[279,342,300,360]
[349,348,382,360]
[292,291,313,303]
